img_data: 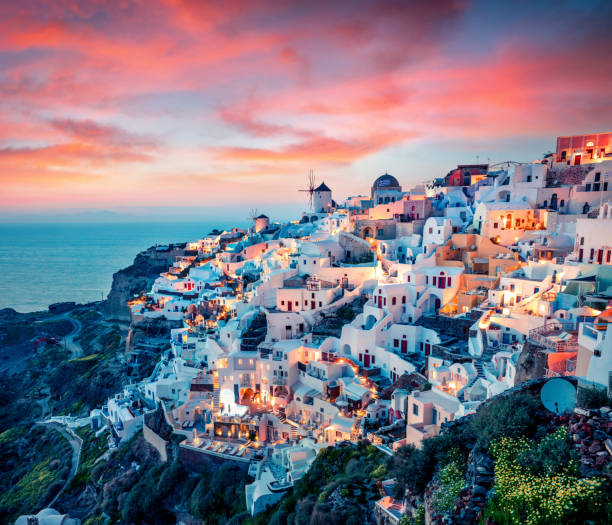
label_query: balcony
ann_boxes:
[528,319,578,352]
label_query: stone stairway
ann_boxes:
[213,372,220,411]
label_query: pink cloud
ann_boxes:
[0,0,610,210]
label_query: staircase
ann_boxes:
[213,372,220,411]
[459,361,486,402]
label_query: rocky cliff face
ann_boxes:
[102,246,186,321]
[514,341,548,384]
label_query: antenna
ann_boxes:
[248,208,259,222]
[298,169,316,210]
[540,378,576,415]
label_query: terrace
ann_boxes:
[528,318,578,352]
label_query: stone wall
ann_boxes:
[143,419,169,462]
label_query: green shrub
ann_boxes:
[488,427,610,525]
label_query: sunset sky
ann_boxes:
[1,0,611,221]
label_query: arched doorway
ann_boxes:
[342,344,352,356]
[362,227,373,239]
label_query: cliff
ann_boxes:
[102,244,188,321]
[514,341,548,384]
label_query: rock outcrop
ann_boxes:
[514,341,548,384]
[102,245,188,321]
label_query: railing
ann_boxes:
[528,319,578,352]
[581,323,601,341]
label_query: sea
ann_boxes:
[0,221,245,313]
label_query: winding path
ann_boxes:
[42,311,83,358]
[40,421,83,507]
[62,314,83,358]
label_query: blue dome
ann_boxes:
[373,173,400,189]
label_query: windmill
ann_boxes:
[298,169,316,210]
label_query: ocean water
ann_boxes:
[0,221,243,313]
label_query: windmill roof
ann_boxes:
[256,214,269,219]
[314,182,331,192]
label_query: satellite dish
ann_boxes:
[540,378,576,414]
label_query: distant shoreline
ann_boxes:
[0,221,239,313]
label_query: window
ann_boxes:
[560,199,565,207]
[605,182,609,191]
[580,237,584,245]
[402,296,406,304]
[590,248,595,260]
[586,184,591,191]
[393,339,399,348]
[412,404,419,416]
[432,408,438,425]
[392,297,397,305]
[595,172,601,182]
[493,222,498,229]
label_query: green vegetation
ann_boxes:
[66,426,108,491]
[68,432,249,525]
[247,442,388,525]
[430,450,465,514]
[48,325,123,415]
[485,427,611,525]
[0,425,72,524]
[189,462,248,522]
[577,384,612,409]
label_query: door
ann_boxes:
[579,249,583,262]
[598,250,603,264]
[425,343,431,356]
[364,354,370,367]
[311,301,316,309]
[401,340,407,354]
[377,296,383,308]
[574,155,581,165]
[287,301,292,311]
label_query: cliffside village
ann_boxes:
[91,132,612,518]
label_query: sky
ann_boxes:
[0,0,611,221]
